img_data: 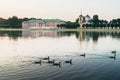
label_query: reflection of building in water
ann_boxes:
[78,31,83,47]
[78,31,83,42]
[22,19,65,29]
[22,30,79,38]
[22,30,58,38]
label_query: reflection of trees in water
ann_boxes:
[0,31,22,40]
[0,31,120,41]
[76,31,120,43]
[57,31,77,37]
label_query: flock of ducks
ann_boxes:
[34,56,73,67]
[34,50,117,67]
[34,56,62,67]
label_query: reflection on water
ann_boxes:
[22,30,120,41]
[1,30,120,42]
[0,30,120,80]
[0,31,22,40]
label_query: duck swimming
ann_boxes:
[65,59,72,64]
[42,56,50,60]
[34,60,41,64]
[111,50,116,54]
[53,62,61,66]
[47,60,55,63]
[109,54,116,60]
[80,53,86,57]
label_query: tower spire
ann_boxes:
[79,8,83,28]
[81,8,82,15]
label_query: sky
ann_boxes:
[0,0,120,21]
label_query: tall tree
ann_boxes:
[0,18,7,28]
[7,16,20,28]
[92,15,100,28]
[75,18,79,23]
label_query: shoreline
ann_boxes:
[0,28,120,32]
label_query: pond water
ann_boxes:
[0,30,120,80]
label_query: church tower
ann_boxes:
[79,9,84,28]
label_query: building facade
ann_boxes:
[78,11,92,28]
[22,19,65,29]
[22,19,45,29]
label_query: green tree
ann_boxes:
[0,18,7,28]
[7,16,21,28]
[93,15,99,21]
[75,18,79,23]
[92,15,100,28]
[58,21,79,29]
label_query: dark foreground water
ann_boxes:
[0,30,120,80]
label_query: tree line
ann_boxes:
[57,21,79,29]
[0,15,120,29]
[83,15,120,29]
[58,15,120,29]
[0,16,37,28]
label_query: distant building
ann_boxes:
[43,19,65,28]
[78,14,92,28]
[84,15,92,24]
[78,9,92,28]
[22,19,65,29]
[22,19,45,29]
[79,15,84,24]
[78,10,84,28]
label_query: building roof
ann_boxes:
[24,19,65,23]
[43,19,65,22]
[85,15,91,18]
[26,19,42,22]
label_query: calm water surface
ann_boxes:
[0,30,120,80]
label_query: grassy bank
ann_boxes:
[0,28,23,31]
[0,28,120,32]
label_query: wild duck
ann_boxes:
[34,60,41,64]
[80,53,86,57]
[42,56,50,60]
[65,59,72,64]
[109,54,116,60]
[111,50,116,54]
[53,62,61,66]
[47,60,55,63]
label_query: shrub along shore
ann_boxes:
[0,28,120,32]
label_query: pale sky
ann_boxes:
[0,0,120,21]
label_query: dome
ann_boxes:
[79,15,83,17]
[85,15,91,18]
[85,15,91,22]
